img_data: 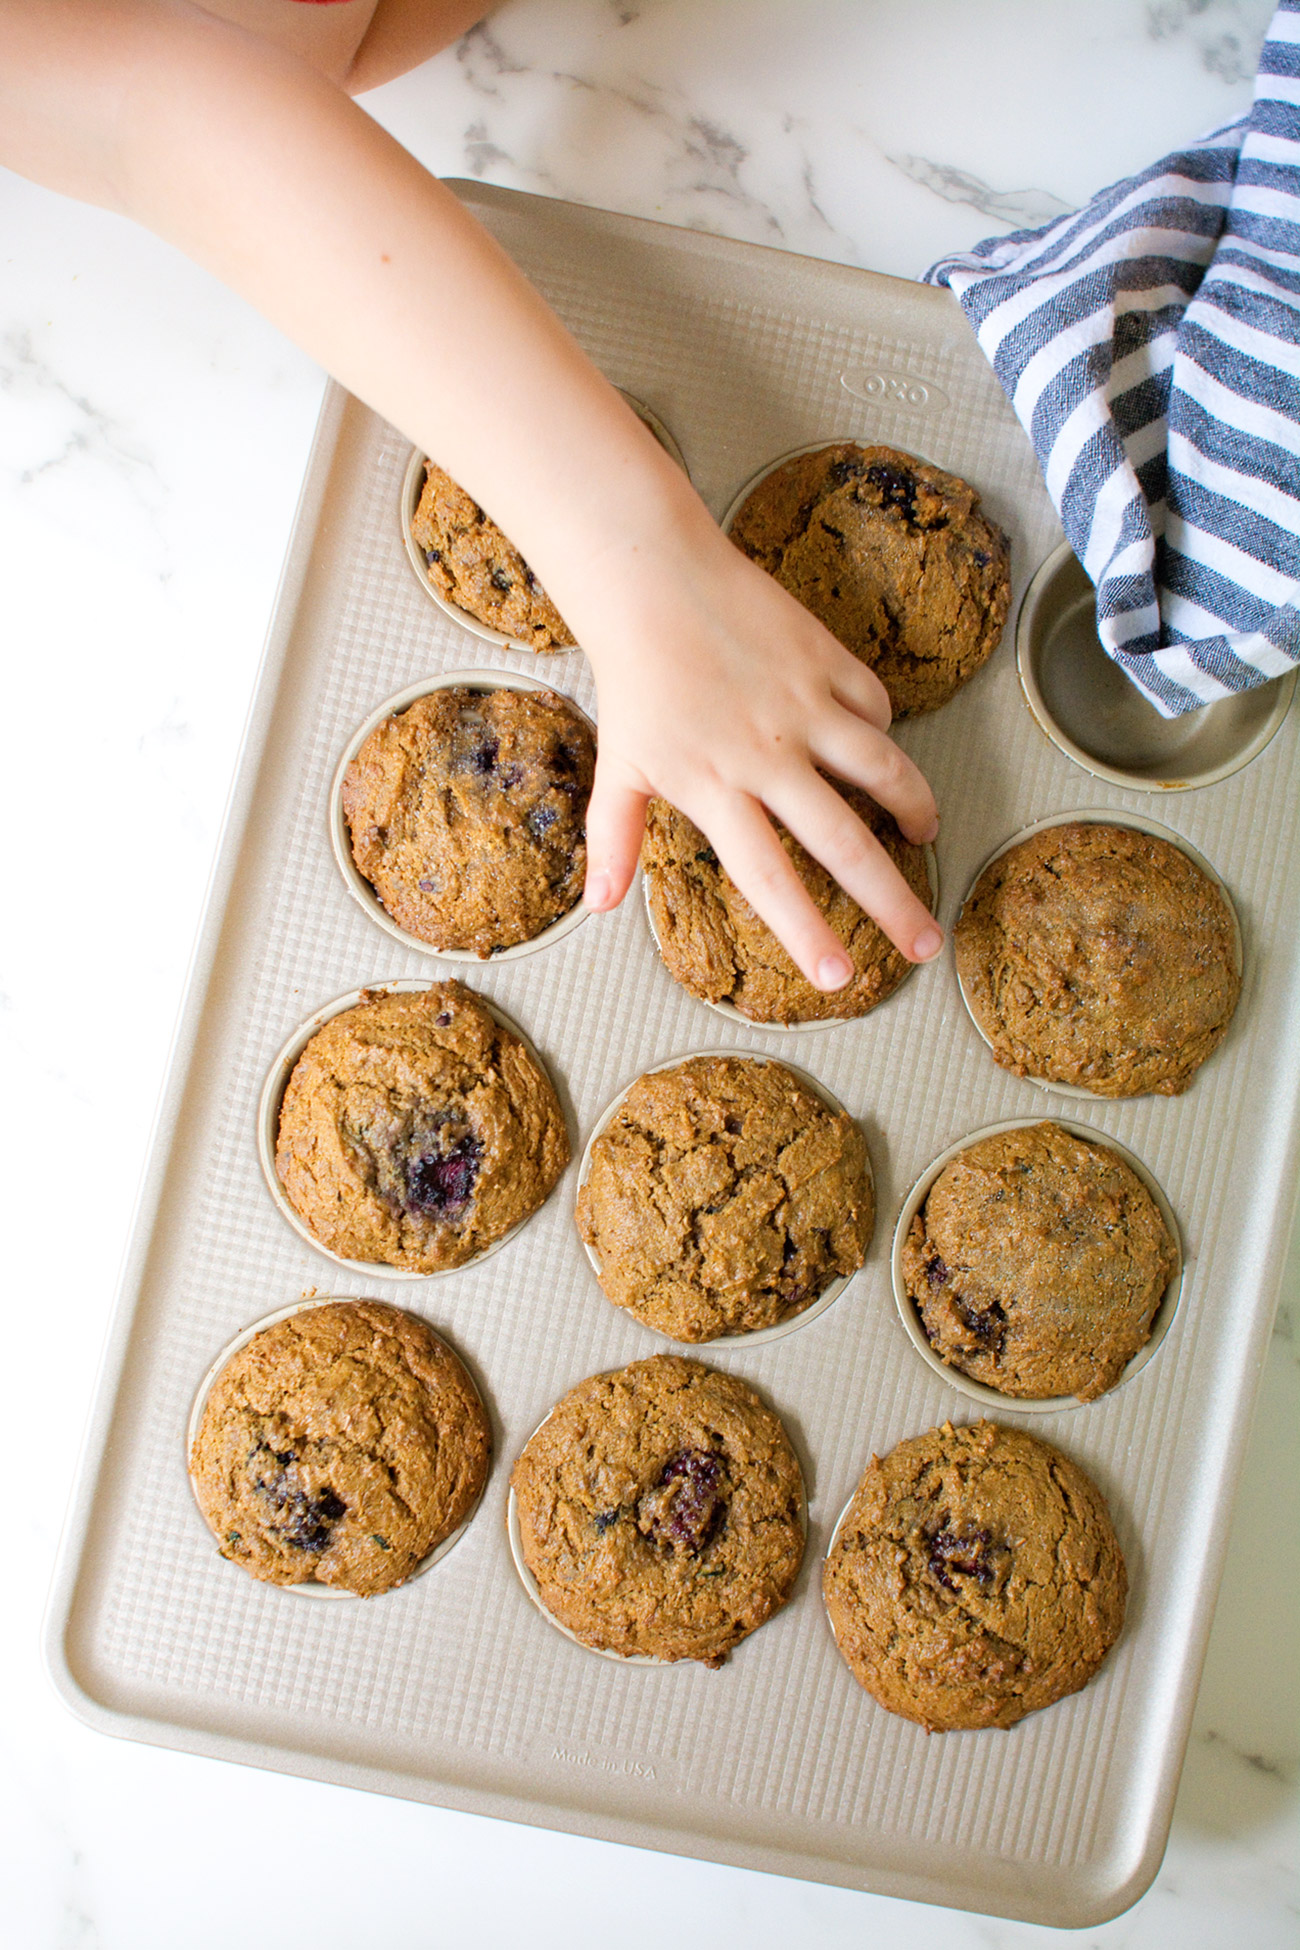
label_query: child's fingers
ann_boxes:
[812,714,939,845]
[827,654,893,732]
[583,763,651,911]
[702,795,859,991]
[766,769,943,964]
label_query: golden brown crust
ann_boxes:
[640,789,933,1024]
[954,823,1241,1097]
[190,1301,490,1597]
[275,982,570,1273]
[577,1055,872,1340]
[342,686,594,956]
[902,1122,1178,1400]
[729,442,1010,717]
[511,1355,805,1666]
[822,1420,1127,1731]
[411,461,575,650]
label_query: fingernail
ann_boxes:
[586,871,611,909]
[913,924,944,961]
[817,952,853,990]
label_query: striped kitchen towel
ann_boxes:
[926,0,1300,717]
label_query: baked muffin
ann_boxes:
[342,686,595,956]
[729,442,1010,717]
[955,822,1240,1097]
[511,1354,805,1666]
[190,1300,490,1596]
[823,1420,1127,1731]
[641,787,934,1024]
[410,460,575,650]
[902,1122,1177,1400]
[274,981,569,1273]
[577,1054,872,1340]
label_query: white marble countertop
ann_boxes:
[2,3,1296,1943]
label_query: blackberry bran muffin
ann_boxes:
[511,1354,805,1665]
[823,1420,1126,1731]
[729,442,1010,717]
[342,686,595,956]
[410,461,575,650]
[955,822,1240,1097]
[577,1054,873,1341]
[190,1301,490,1596]
[641,786,933,1023]
[275,981,569,1273]
[902,1122,1177,1401]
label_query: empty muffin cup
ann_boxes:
[257,981,565,1279]
[187,1296,489,1599]
[954,810,1243,1101]
[890,1118,1183,1413]
[1017,540,1296,791]
[401,392,687,649]
[330,670,595,962]
[641,845,939,1034]
[575,1048,872,1346]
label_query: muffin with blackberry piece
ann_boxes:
[190,1300,490,1596]
[511,1354,805,1665]
[274,981,569,1273]
[342,685,594,956]
[823,1419,1127,1730]
[729,441,1010,716]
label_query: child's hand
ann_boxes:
[560,503,943,992]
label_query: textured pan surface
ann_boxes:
[46,183,1300,1929]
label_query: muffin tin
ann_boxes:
[46,182,1300,1930]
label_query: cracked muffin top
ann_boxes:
[902,1122,1178,1401]
[410,459,575,650]
[640,787,933,1024]
[511,1354,805,1667]
[274,981,569,1274]
[577,1054,873,1341]
[728,441,1010,717]
[955,822,1241,1097]
[342,685,595,957]
[190,1300,490,1597]
[823,1419,1127,1731]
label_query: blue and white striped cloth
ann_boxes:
[926,0,1300,717]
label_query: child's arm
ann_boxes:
[0,0,943,989]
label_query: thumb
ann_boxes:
[584,761,651,911]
